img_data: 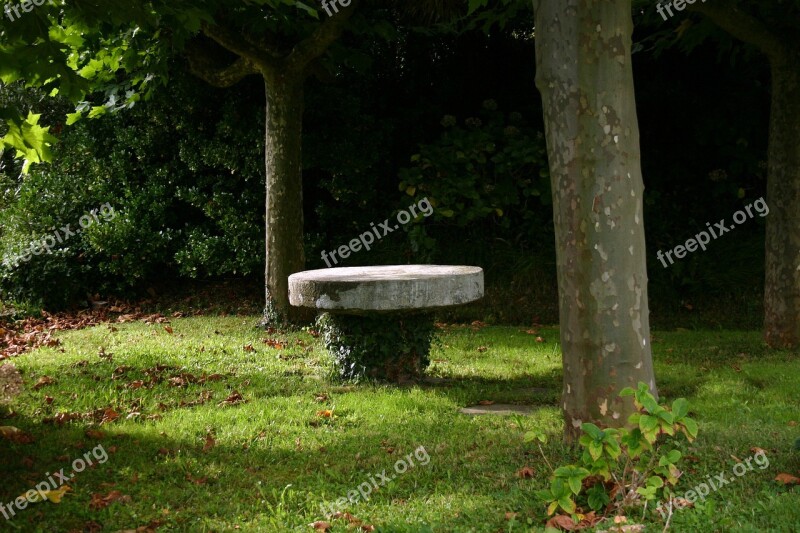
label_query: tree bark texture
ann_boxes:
[533,0,657,442]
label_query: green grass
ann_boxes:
[1,319,798,532]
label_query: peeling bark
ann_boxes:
[533,0,657,442]
[763,48,800,348]
[187,7,357,325]
[263,74,309,324]
[687,2,800,348]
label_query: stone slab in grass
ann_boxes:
[289,265,484,382]
[288,265,484,314]
[459,404,536,415]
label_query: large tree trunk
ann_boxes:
[533,0,657,442]
[763,49,800,348]
[263,74,309,324]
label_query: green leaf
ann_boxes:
[682,417,699,439]
[467,0,489,16]
[558,495,576,514]
[672,398,689,419]
[581,423,605,440]
[66,112,83,126]
[589,440,603,461]
[587,484,610,511]
[293,1,319,18]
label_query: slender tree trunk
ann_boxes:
[263,74,309,324]
[763,48,800,348]
[533,0,657,442]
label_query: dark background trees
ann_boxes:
[0,2,771,330]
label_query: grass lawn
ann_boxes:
[1,318,798,532]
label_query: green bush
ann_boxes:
[398,100,552,260]
[0,71,266,308]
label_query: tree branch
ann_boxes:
[201,21,283,73]
[686,0,784,59]
[185,40,260,87]
[285,0,359,75]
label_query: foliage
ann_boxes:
[0,71,265,308]
[398,100,551,259]
[317,312,437,381]
[526,383,698,521]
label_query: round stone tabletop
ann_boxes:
[288,265,484,313]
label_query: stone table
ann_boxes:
[289,265,483,381]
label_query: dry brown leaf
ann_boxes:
[516,466,535,479]
[535,336,545,343]
[85,429,105,440]
[263,338,286,349]
[478,400,494,405]
[750,447,768,455]
[218,391,245,406]
[203,433,216,452]
[33,375,56,390]
[89,490,130,510]
[100,408,119,425]
[316,410,334,418]
[163,326,174,334]
[775,473,800,485]
[477,346,488,352]
[546,514,577,531]
[0,425,34,444]
[309,521,331,531]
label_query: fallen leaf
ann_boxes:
[316,410,334,418]
[44,395,54,404]
[24,485,71,504]
[477,346,488,352]
[100,408,119,425]
[263,338,286,349]
[85,429,105,440]
[163,326,174,334]
[314,394,329,403]
[33,376,56,390]
[505,512,518,520]
[535,336,545,343]
[203,433,216,452]
[775,473,800,485]
[243,343,255,352]
[478,400,494,406]
[185,473,208,485]
[750,447,767,455]
[0,426,34,444]
[546,514,576,530]
[309,521,331,531]
[516,466,535,478]
[218,391,245,406]
[89,490,130,510]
